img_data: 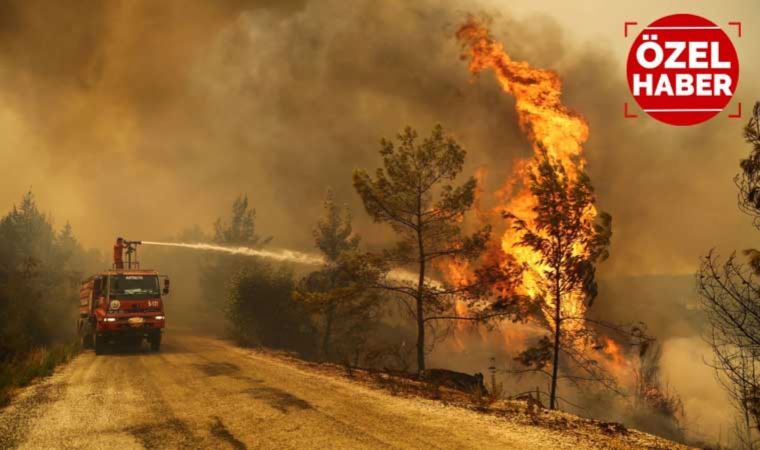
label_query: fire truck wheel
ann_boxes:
[149,334,161,352]
[94,334,105,355]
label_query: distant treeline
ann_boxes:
[0,191,103,403]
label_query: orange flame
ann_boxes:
[602,337,625,366]
[600,337,631,381]
[456,17,595,331]
[438,18,632,386]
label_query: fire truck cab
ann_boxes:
[77,239,169,354]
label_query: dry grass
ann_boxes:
[0,342,80,406]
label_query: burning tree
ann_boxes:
[455,17,628,411]
[353,124,490,372]
[506,154,612,410]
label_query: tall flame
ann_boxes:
[456,17,596,329]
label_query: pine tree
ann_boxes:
[296,190,378,361]
[507,155,611,409]
[202,195,273,314]
[353,125,490,372]
[213,195,271,246]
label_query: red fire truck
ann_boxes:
[77,239,170,354]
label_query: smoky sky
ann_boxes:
[0,0,757,278]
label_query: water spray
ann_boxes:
[140,241,433,286]
[141,241,325,265]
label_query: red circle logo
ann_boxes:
[626,14,739,126]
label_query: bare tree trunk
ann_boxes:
[416,294,425,373]
[549,267,561,410]
[416,229,426,373]
[416,188,426,374]
[322,301,336,360]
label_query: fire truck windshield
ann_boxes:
[109,275,160,299]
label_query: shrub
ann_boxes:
[225,262,316,357]
[0,341,80,406]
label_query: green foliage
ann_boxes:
[0,191,96,404]
[353,125,487,264]
[313,190,359,263]
[0,341,80,406]
[296,190,379,361]
[226,263,316,356]
[213,195,272,247]
[353,124,490,372]
[202,195,273,314]
[0,191,99,360]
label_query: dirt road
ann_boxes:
[0,333,635,449]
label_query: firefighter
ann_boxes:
[113,237,125,269]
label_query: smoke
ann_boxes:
[0,0,756,276]
[1,0,758,443]
[0,0,531,254]
[660,336,734,443]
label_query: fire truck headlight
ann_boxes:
[155,315,165,320]
[104,317,116,322]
